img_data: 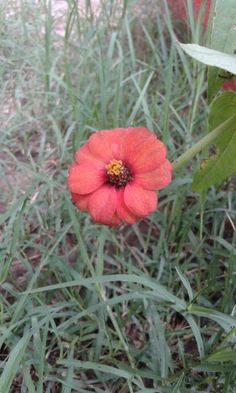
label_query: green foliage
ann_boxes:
[179,0,236,192]
[179,43,236,77]
[192,92,236,191]
[208,0,236,101]
[0,335,30,393]
[207,348,236,363]
[180,0,236,102]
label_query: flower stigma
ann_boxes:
[106,159,132,188]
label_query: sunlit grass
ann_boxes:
[0,1,236,392]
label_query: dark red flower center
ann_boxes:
[106,159,132,188]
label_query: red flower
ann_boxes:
[167,0,211,30]
[192,0,211,28]
[67,127,172,226]
[221,79,236,93]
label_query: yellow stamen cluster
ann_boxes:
[106,158,132,188]
[106,159,124,176]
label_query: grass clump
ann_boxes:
[0,1,236,392]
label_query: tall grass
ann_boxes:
[0,1,236,392]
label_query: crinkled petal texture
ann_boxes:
[67,127,172,226]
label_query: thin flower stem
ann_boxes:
[172,115,236,172]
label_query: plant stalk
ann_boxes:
[172,115,236,172]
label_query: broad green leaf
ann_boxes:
[192,92,236,192]
[208,0,236,101]
[208,92,236,132]
[179,43,236,76]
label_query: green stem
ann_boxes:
[172,115,236,172]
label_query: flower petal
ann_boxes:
[125,126,157,145]
[122,127,166,172]
[71,192,90,211]
[88,129,126,162]
[135,160,172,190]
[126,139,167,173]
[116,189,140,224]
[110,213,121,226]
[88,185,117,225]
[124,183,157,217]
[67,163,105,194]
[123,127,156,155]
[76,143,104,167]
[221,79,236,92]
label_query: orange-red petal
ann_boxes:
[221,79,236,92]
[76,143,104,167]
[116,189,140,224]
[88,184,117,225]
[128,140,166,172]
[88,129,126,162]
[124,183,157,217]
[71,192,90,211]
[135,160,172,190]
[109,212,121,226]
[67,163,105,194]
[123,128,167,172]
[125,127,156,145]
